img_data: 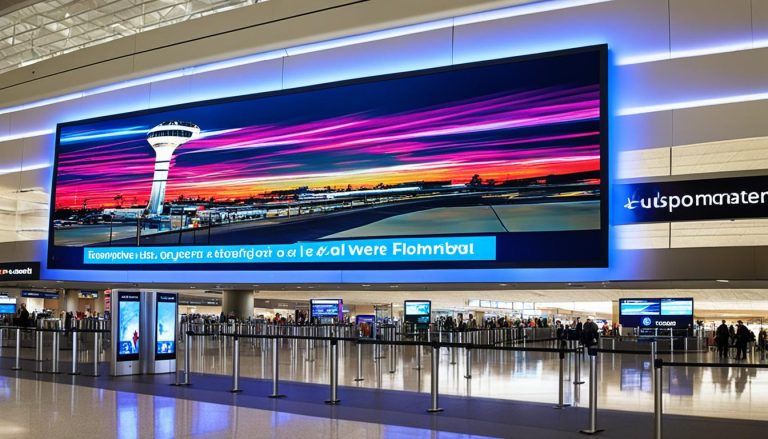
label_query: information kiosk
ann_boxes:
[111,291,141,376]
[143,292,178,374]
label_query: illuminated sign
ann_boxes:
[404,300,432,325]
[614,175,768,224]
[155,293,177,360]
[49,45,607,271]
[0,262,39,280]
[116,291,141,362]
[619,298,694,328]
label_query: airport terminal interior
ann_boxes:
[2,0,768,437]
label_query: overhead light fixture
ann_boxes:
[715,279,730,283]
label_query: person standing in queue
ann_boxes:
[715,320,729,359]
[735,320,750,361]
[582,317,599,349]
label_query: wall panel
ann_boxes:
[453,0,669,65]
[670,0,752,53]
[186,58,283,103]
[283,28,453,89]
[671,137,768,175]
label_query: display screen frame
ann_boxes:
[155,292,177,361]
[116,291,141,362]
[619,298,694,328]
[48,45,608,272]
[404,300,432,325]
[356,314,376,339]
[310,299,342,320]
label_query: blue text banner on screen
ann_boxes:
[83,237,495,264]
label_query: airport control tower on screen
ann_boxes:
[145,121,200,215]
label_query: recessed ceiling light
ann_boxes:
[189,286,196,289]
[716,279,729,283]
[362,284,371,287]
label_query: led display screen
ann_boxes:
[404,300,431,325]
[310,299,342,319]
[0,304,15,314]
[356,314,376,339]
[619,300,660,316]
[49,45,607,271]
[155,293,177,360]
[619,298,694,328]
[117,291,141,361]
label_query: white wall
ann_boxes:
[0,0,766,283]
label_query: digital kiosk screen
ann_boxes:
[49,45,607,271]
[155,293,177,360]
[356,315,376,339]
[404,300,432,325]
[310,299,342,319]
[117,292,140,361]
[619,298,694,329]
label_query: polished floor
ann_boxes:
[2,332,768,436]
[177,336,768,421]
[0,375,493,439]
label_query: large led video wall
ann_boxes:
[48,45,607,270]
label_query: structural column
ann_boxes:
[222,290,254,320]
[92,291,106,315]
[61,289,79,313]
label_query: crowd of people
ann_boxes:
[713,320,764,360]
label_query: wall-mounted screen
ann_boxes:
[117,291,141,361]
[79,290,99,298]
[0,303,15,314]
[22,290,59,299]
[155,293,177,360]
[404,300,432,325]
[310,299,342,320]
[619,298,694,328]
[48,45,607,271]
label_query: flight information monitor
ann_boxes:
[117,291,141,361]
[619,298,694,328]
[155,293,177,360]
[310,299,342,320]
[404,300,432,325]
[0,299,15,314]
[48,45,607,272]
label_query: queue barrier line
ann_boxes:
[181,330,579,354]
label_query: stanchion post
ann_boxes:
[91,332,100,377]
[35,330,44,373]
[574,344,584,385]
[11,328,21,371]
[354,342,364,382]
[51,329,60,374]
[325,339,340,404]
[579,348,603,435]
[554,344,570,409]
[269,337,285,398]
[415,344,422,370]
[230,335,242,393]
[427,344,443,413]
[449,332,456,365]
[69,329,80,375]
[654,358,663,439]
[650,341,657,388]
[183,331,192,385]
[464,347,472,379]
